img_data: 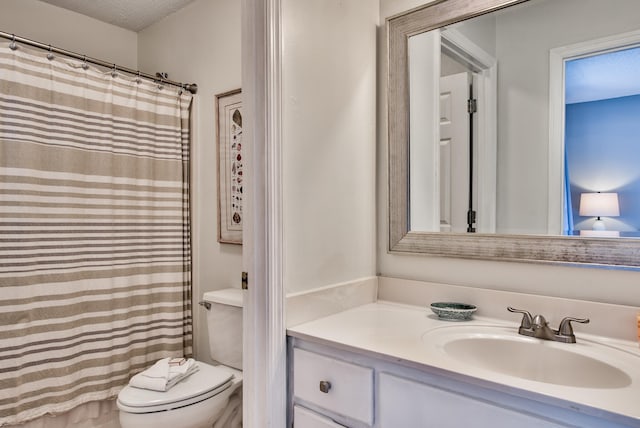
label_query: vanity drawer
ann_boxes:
[293,348,374,426]
[294,405,347,428]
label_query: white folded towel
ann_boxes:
[129,357,199,392]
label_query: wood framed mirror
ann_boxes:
[387,0,640,268]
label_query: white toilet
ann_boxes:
[117,288,243,428]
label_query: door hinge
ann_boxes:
[241,271,248,290]
[467,210,477,233]
[467,98,477,114]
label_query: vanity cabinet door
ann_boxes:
[378,373,568,428]
[293,348,374,426]
[294,405,347,428]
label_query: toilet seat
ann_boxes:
[117,362,234,414]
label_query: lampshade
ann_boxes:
[579,192,620,217]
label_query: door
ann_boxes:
[439,72,471,232]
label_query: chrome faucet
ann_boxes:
[507,307,590,343]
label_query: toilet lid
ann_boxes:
[117,361,234,413]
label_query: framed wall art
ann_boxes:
[216,89,243,244]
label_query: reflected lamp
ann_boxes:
[579,192,619,231]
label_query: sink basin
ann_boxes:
[422,325,635,389]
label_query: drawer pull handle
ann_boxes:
[319,380,332,393]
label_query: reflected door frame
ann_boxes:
[548,28,640,235]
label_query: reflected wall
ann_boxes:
[566,95,640,235]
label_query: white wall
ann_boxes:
[0,0,137,68]
[282,0,378,294]
[378,0,640,306]
[448,13,496,58]
[408,31,439,231]
[381,0,436,20]
[138,0,242,364]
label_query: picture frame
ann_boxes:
[216,88,243,244]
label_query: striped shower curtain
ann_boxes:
[0,41,193,425]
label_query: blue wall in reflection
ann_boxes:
[565,94,640,236]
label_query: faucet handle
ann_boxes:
[558,317,590,336]
[507,307,533,329]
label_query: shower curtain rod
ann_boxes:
[0,31,198,94]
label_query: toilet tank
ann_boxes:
[202,288,243,370]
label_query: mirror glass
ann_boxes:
[407,0,640,238]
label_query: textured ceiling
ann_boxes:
[566,46,640,105]
[39,0,195,32]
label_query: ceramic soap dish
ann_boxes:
[430,302,477,321]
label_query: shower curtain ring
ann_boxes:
[46,45,54,61]
[9,34,17,51]
[135,71,142,84]
[157,76,164,91]
[111,64,118,78]
[81,55,89,70]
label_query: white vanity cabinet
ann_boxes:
[293,405,347,428]
[288,336,634,428]
[293,348,374,426]
[377,373,567,427]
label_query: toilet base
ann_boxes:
[119,380,241,428]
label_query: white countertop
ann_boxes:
[287,301,640,425]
